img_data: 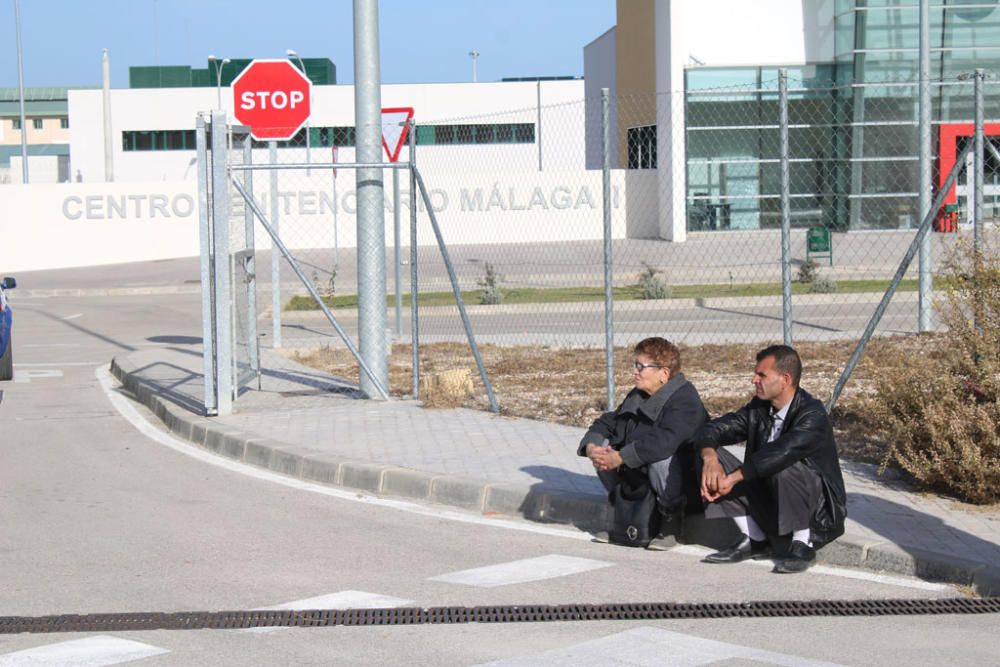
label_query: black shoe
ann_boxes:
[773,540,816,573]
[703,535,771,564]
[646,511,684,551]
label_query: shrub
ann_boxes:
[872,235,1000,504]
[478,262,504,305]
[797,260,819,284]
[637,263,673,300]
[809,276,837,293]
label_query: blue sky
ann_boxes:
[1,0,614,88]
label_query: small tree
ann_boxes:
[478,262,504,305]
[637,263,672,300]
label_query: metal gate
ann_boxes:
[197,111,259,416]
[196,111,494,416]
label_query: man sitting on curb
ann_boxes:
[579,337,707,550]
[694,344,847,573]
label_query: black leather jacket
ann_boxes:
[578,373,707,469]
[693,388,847,545]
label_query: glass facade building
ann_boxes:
[681,0,1000,231]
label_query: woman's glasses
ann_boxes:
[633,361,662,372]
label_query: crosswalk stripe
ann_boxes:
[0,635,169,667]
[428,554,612,588]
[475,626,847,667]
[243,591,414,634]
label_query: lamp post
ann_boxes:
[207,54,230,111]
[286,49,311,169]
[468,49,480,83]
[14,0,29,183]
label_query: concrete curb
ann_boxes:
[15,285,203,298]
[109,355,999,597]
[278,289,921,321]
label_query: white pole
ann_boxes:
[288,50,312,174]
[102,49,114,182]
[918,0,933,331]
[353,0,390,398]
[14,0,29,183]
[468,49,479,83]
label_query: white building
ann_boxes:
[67,78,586,183]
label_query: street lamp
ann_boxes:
[286,49,311,168]
[14,0,29,183]
[207,54,230,111]
[468,49,480,83]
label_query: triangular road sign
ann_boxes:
[382,107,414,162]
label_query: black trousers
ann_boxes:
[702,447,822,538]
[596,449,698,515]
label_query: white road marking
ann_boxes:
[94,365,590,543]
[24,343,80,348]
[93,365,958,594]
[60,313,83,320]
[13,369,63,383]
[244,591,414,634]
[0,635,169,667]
[476,626,847,667]
[428,555,612,588]
[671,545,950,592]
[15,362,106,367]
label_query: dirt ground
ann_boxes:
[289,334,950,466]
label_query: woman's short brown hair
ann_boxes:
[634,337,681,377]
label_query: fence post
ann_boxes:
[243,137,260,389]
[537,80,543,172]
[918,0,933,332]
[196,114,217,416]
[974,68,985,347]
[779,69,793,346]
[409,121,420,399]
[269,141,281,348]
[353,0,390,399]
[602,87,615,411]
[394,166,402,337]
[210,111,233,415]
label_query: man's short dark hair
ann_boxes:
[634,337,681,376]
[756,344,802,387]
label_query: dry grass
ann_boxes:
[289,334,950,467]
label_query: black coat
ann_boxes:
[578,373,708,469]
[693,388,847,545]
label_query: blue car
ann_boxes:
[0,276,15,381]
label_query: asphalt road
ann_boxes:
[1,271,995,665]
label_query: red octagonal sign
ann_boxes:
[232,59,312,141]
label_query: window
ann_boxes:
[32,118,43,130]
[60,118,69,129]
[627,125,657,169]
[11,119,21,130]
[414,123,534,145]
[122,130,195,151]
[514,123,535,143]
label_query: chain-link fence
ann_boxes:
[203,72,1000,415]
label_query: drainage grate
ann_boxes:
[1,598,999,634]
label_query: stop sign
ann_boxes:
[231,59,312,141]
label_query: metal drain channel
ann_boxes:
[1,598,999,634]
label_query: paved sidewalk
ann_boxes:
[111,346,1000,596]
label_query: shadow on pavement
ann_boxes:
[848,492,1000,574]
[147,335,202,345]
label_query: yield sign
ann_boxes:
[381,107,414,162]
